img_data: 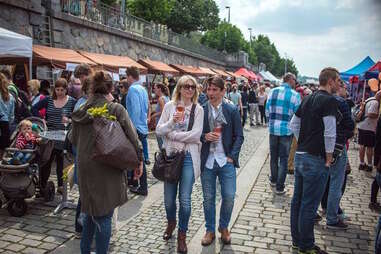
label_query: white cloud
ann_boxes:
[215,0,381,77]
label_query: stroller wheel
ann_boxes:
[7,199,27,217]
[44,181,55,202]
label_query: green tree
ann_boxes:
[201,21,244,53]
[126,0,174,24]
[166,0,219,34]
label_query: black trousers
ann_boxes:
[40,148,64,188]
[258,105,266,124]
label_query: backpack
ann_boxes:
[353,98,377,123]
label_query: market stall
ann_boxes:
[0,27,33,81]
[78,51,147,78]
[169,64,206,77]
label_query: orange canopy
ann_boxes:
[137,59,179,75]
[211,68,228,78]
[33,45,96,69]
[199,67,217,76]
[78,51,147,73]
[169,64,205,76]
[225,71,240,78]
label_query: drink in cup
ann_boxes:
[176,101,185,121]
[213,123,223,138]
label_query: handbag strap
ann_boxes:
[187,104,196,131]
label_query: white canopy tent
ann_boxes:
[265,71,281,84]
[0,27,33,79]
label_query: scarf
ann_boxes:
[207,101,227,132]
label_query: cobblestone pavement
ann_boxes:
[107,126,266,254]
[1,126,377,254]
[222,143,379,254]
[0,126,266,253]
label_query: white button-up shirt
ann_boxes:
[205,103,227,169]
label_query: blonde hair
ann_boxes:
[19,119,32,129]
[28,79,41,95]
[172,75,199,104]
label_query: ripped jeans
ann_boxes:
[80,210,114,254]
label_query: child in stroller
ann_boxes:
[0,117,55,217]
[5,119,42,165]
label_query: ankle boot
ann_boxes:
[177,230,187,253]
[163,220,176,240]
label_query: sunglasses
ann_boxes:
[182,84,196,90]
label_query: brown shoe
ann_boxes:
[177,230,187,253]
[201,231,215,246]
[163,220,176,240]
[218,228,231,245]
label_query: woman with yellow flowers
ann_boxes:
[69,70,143,254]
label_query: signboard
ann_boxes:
[66,63,78,72]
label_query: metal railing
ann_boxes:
[60,0,226,62]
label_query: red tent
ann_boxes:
[248,70,259,81]
[369,61,381,72]
[234,68,256,80]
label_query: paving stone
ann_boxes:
[0,240,10,248]
[19,239,41,247]
[21,247,46,254]
[5,243,26,252]
[1,234,23,243]
[39,242,58,250]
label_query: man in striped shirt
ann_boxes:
[265,73,301,195]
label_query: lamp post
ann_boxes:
[223,31,227,53]
[284,53,288,75]
[248,28,252,45]
[226,6,230,23]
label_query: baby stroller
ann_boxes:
[0,117,56,217]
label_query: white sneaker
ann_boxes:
[275,189,286,195]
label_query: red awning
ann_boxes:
[234,68,257,80]
[33,45,96,69]
[248,70,259,81]
[137,59,179,75]
[78,51,147,73]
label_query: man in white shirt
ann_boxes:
[200,76,244,246]
[358,91,381,171]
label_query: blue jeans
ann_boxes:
[269,134,292,191]
[164,153,194,232]
[291,153,329,251]
[80,210,114,254]
[140,132,149,161]
[12,151,32,164]
[132,131,147,191]
[376,215,381,253]
[201,161,236,232]
[326,149,347,225]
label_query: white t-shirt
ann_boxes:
[358,99,379,133]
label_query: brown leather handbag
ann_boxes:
[92,104,139,171]
[152,104,196,183]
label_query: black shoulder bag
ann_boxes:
[152,104,196,183]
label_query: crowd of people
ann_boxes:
[1,63,381,254]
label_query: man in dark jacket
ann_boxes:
[199,76,244,246]
[321,79,355,229]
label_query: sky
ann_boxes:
[215,0,381,77]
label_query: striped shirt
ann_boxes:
[265,83,301,136]
[32,96,76,131]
